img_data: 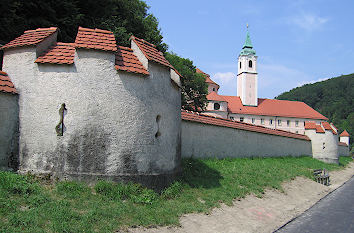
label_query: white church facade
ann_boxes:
[201,29,328,135]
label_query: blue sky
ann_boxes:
[146,0,354,98]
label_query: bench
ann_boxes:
[313,169,330,186]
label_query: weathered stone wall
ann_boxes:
[0,92,19,170]
[305,129,339,164]
[181,120,312,158]
[3,44,181,189]
[338,144,350,156]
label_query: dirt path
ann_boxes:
[126,161,354,233]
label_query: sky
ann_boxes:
[146,0,354,98]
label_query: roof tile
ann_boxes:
[130,36,172,68]
[75,27,117,52]
[115,46,149,75]
[216,96,328,120]
[1,27,57,50]
[340,130,350,137]
[0,71,17,94]
[35,42,75,65]
[321,121,337,134]
[182,110,310,141]
[196,68,219,87]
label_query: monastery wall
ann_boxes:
[181,118,312,159]
[338,143,350,156]
[0,92,19,170]
[2,38,181,189]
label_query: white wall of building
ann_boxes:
[305,129,339,164]
[181,120,312,159]
[228,114,323,134]
[2,41,181,187]
[0,92,19,170]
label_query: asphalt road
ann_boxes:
[275,175,354,233]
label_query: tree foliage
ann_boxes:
[165,52,208,111]
[276,73,354,150]
[0,0,167,52]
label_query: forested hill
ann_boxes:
[276,73,353,149]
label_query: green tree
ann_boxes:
[0,0,167,52]
[165,52,208,111]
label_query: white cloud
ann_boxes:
[289,13,329,31]
[211,72,237,96]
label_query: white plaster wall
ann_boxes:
[305,129,339,164]
[3,47,181,179]
[338,144,350,156]
[207,84,219,94]
[228,114,322,134]
[0,93,19,170]
[340,136,349,146]
[181,120,312,158]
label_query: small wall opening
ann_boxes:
[214,103,220,110]
[55,103,67,136]
[249,60,253,68]
[155,115,161,138]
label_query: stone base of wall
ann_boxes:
[316,157,339,165]
[62,171,181,192]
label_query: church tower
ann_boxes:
[237,26,258,106]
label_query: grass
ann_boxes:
[0,156,352,232]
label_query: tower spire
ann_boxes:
[240,25,256,56]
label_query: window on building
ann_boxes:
[230,116,234,120]
[212,88,216,91]
[261,118,264,125]
[278,119,282,126]
[252,118,255,124]
[240,62,242,69]
[304,122,306,126]
[295,131,298,134]
[214,103,220,110]
[240,117,244,122]
[270,119,273,125]
[295,121,299,127]
[249,60,252,68]
[287,120,290,126]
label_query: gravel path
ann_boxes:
[125,161,354,233]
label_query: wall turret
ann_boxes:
[304,122,339,164]
[339,130,350,146]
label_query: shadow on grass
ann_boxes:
[181,158,222,189]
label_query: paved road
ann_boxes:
[275,175,354,233]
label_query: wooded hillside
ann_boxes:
[276,73,353,151]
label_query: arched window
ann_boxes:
[239,62,242,69]
[249,60,253,68]
[212,88,216,91]
[214,103,220,110]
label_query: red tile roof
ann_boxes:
[182,110,310,141]
[0,71,17,94]
[196,68,219,87]
[304,121,317,130]
[115,46,149,75]
[315,124,325,133]
[75,27,117,52]
[35,43,75,65]
[130,36,171,68]
[1,27,57,50]
[213,95,328,120]
[340,130,350,137]
[321,121,337,134]
[207,91,226,102]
